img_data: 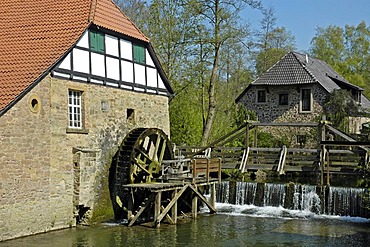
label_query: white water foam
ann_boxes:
[213,202,370,223]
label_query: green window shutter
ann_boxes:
[90,30,105,53]
[133,45,145,64]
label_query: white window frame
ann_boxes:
[256,90,267,104]
[300,88,312,113]
[68,90,83,129]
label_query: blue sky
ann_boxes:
[242,0,370,52]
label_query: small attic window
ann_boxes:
[127,108,135,124]
[90,30,105,53]
[28,94,41,113]
[133,45,145,64]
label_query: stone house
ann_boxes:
[236,52,370,145]
[0,0,173,241]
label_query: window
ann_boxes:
[296,135,307,147]
[133,44,145,64]
[90,30,105,52]
[300,89,312,112]
[257,90,266,103]
[68,90,82,128]
[127,108,135,124]
[279,93,288,105]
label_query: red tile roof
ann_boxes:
[0,0,149,113]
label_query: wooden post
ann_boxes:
[192,159,196,184]
[192,186,198,219]
[320,119,326,186]
[320,146,325,186]
[206,158,210,183]
[127,189,133,220]
[171,189,178,224]
[154,191,162,228]
[218,158,222,183]
[254,126,258,148]
[245,122,250,149]
[326,147,330,186]
[210,183,216,209]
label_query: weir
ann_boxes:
[216,181,370,218]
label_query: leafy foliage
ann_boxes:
[323,89,365,132]
[310,21,370,98]
[254,7,296,75]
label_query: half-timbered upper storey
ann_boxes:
[0,0,173,116]
[53,26,169,95]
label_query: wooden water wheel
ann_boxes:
[110,128,174,219]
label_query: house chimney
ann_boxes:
[305,54,309,63]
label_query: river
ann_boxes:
[1,203,369,246]
[1,181,370,246]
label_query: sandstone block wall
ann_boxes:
[0,75,170,241]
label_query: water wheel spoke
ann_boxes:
[134,158,152,176]
[151,135,162,162]
[135,147,152,162]
[158,139,167,163]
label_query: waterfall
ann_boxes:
[263,183,285,207]
[327,186,366,217]
[216,181,230,203]
[216,181,369,218]
[235,182,257,205]
[293,184,321,213]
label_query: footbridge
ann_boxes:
[175,121,370,186]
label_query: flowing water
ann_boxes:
[1,182,370,246]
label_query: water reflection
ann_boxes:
[1,211,370,247]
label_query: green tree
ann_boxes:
[187,0,262,145]
[254,7,296,75]
[310,21,370,97]
[114,0,149,29]
[116,0,262,146]
[324,89,364,132]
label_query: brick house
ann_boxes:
[236,51,370,146]
[0,0,173,241]
[236,51,370,130]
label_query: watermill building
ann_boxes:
[0,0,174,241]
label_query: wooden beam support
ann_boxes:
[128,193,155,227]
[210,183,216,209]
[161,206,174,224]
[171,189,178,224]
[188,184,216,213]
[154,191,162,228]
[245,122,250,149]
[326,147,330,186]
[192,193,198,219]
[154,184,189,227]
[254,126,257,148]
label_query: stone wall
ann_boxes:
[0,75,170,241]
[239,84,325,123]
[239,84,327,147]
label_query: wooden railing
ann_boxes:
[191,157,222,183]
[175,145,364,176]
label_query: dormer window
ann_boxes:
[90,30,105,53]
